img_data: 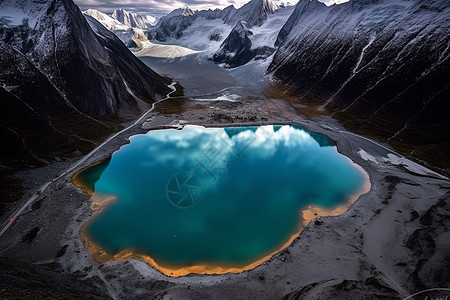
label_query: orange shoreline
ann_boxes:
[73,157,371,278]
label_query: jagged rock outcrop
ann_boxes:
[83,9,128,31]
[0,0,170,166]
[269,0,450,171]
[213,21,275,68]
[213,21,254,68]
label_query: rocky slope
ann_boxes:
[0,0,170,167]
[268,0,450,174]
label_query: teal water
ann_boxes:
[83,125,366,269]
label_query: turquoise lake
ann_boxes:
[80,125,366,271]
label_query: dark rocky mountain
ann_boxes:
[0,0,170,167]
[213,21,254,68]
[213,21,275,68]
[268,0,450,173]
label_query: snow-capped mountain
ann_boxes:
[0,0,169,166]
[182,7,195,17]
[84,9,157,31]
[213,21,254,68]
[83,9,155,48]
[148,7,197,41]
[148,0,278,42]
[269,0,450,157]
[83,9,129,31]
[223,0,278,28]
[213,21,275,68]
[112,8,156,29]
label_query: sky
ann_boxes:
[73,0,346,17]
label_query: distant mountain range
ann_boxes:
[83,8,157,31]
[148,0,279,42]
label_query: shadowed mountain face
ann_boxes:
[269,0,450,174]
[0,0,170,167]
[213,21,254,68]
[213,21,275,68]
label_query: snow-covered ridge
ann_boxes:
[112,8,157,29]
[182,7,195,17]
[84,8,157,31]
[148,0,281,42]
[83,9,129,31]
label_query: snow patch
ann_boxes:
[134,41,201,58]
[194,93,240,102]
[161,17,233,55]
[358,149,379,165]
[358,149,447,180]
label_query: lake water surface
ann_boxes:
[76,125,367,275]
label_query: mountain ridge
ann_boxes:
[0,0,170,167]
[268,0,450,173]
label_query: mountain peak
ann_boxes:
[111,8,155,28]
[182,7,195,16]
[224,0,279,27]
[261,0,279,14]
[83,9,129,31]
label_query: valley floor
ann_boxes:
[0,52,449,299]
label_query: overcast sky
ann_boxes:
[73,0,346,17]
[73,0,265,16]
